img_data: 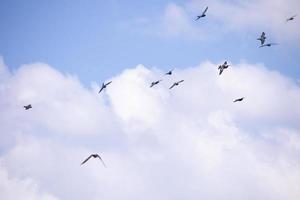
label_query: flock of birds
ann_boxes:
[22,6,297,167]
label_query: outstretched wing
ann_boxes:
[169,83,176,89]
[98,86,104,93]
[96,155,107,168]
[202,6,208,15]
[219,68,223,75]
[81,155,92,165]
[105,81,112,86]
[178,80,184,84]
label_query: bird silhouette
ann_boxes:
[218,61,230,75]
[257,32,266,45]
[169,80,184,89]
[24,104,32,110]
[81,154,106,167]
[99,81,112,93]
[150,80,162,88]
[259,43,278,48]
[195,6,208,20]
[286,15,296,22]
[233,97,245,102]
[165,69,173,75]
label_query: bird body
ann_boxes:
[24,104,32,110]
[150,80,162,88]
[233,97,245,102]
[99,81,112,93]
[196,6,208,20]
[257,32,266,45]
[165,70,173,75]
[169,80,184,89]
[287,15,296,22]
[81,154,106,167]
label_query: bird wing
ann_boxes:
[98,86,104,93]
[178,80,184,84]
[169,83,176,89]
[105,81,112,86]
[195,16,200,20]
[96,155,107,168]
[219,68,223,75]
[81,155,92,165]
[202,6,208,15]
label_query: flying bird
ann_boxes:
[286,15,296,22]
[24,104,32,110]
[257,32,266,45]
[169,80,184,89]
[195,6,208,20]
[233,97,245,102]
[98,81,112,93]
[218,61,230,75]
[81,154,106,167]
[259,43,278,48]
[165,69,173,75]
[150,80,162,88]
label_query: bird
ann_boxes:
[98,81,112,93]
[81,154,106,167]
[233,97,245,102]
[195,6,208,20]
[257,32,266,45]
[24,104,32,110]
[169,80,184,89]
[165,69,173,75]
[286,15,296,22]
[218,61,230,75]
[259,43,278,48]
[150,80,162,88]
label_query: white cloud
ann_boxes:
[0,59,300,200]
[189,0,300,41]
[0,166,58,200]
[150,0,300,41]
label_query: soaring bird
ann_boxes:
[218,61,230,75]
[24,104,32,110]
[286,15,296,22]
[81,154,106,167]
[195,6,208,20]
[259,43,278,48]
[233,97,245,102]
[99,81,112,93]
[165,69,173,75]
[150,80,162,88]
[169,80,184,89]
[257,32,266,45]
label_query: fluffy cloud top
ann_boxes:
[0,58,300,200]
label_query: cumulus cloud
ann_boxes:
[0,59,300,200]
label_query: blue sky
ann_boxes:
[0,0,299,85]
